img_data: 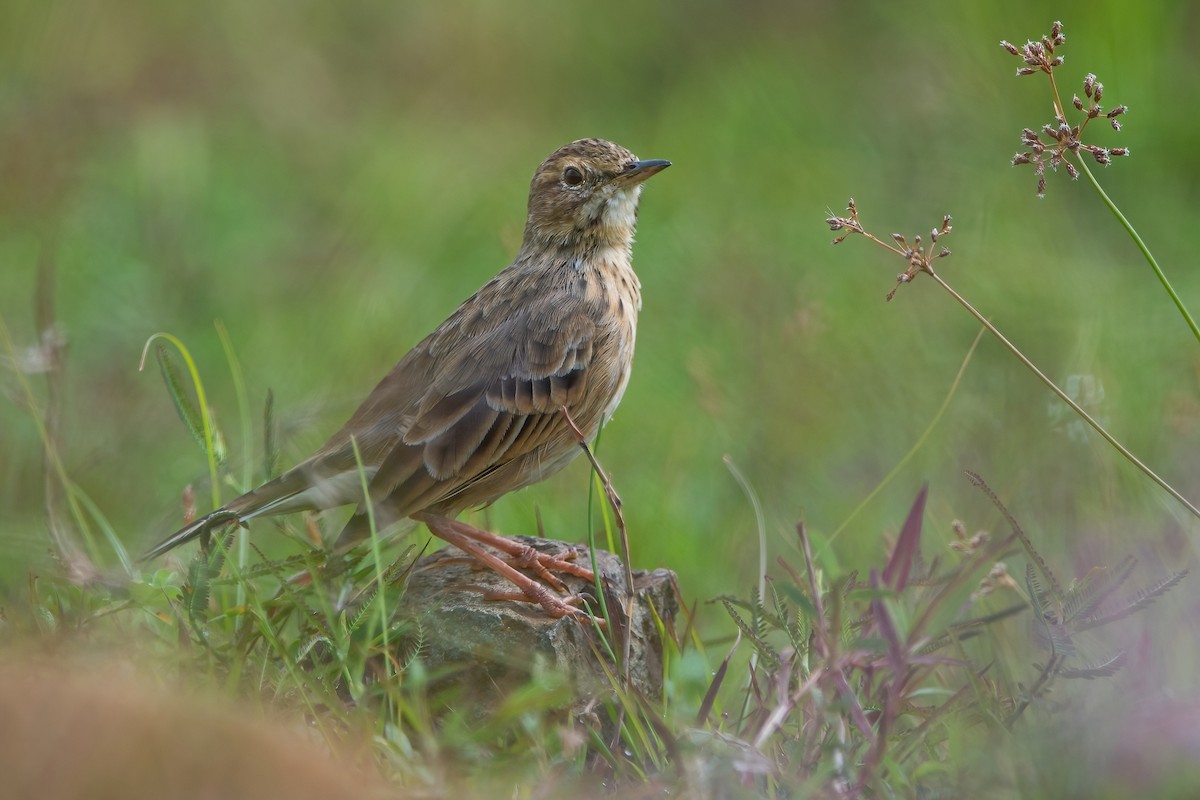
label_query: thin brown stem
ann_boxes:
[561,406,635,683]
[927,270,1200,521]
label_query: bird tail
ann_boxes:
[141,467,321,562]
[140,506,244,562]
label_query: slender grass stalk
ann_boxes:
[1003,28,1199,347]
[830,327,984,544]
[582,430,617,664]
[0,310,103,563]
[1073,158,1200,343]
[248,604,339,743]
[827,202,1200,523]
[722,455,769,732]
[723,455,766,604]
[928,269,1200,521]
[350,434,394,689]
[140,332,222,510]
[215,321,253,494]
[566,408,634,678]
[69,485,132,575]
[215,320,252,621]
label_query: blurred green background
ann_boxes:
[6,2,1200,790]
[3,0,1199,643]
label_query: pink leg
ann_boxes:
[414,512,596,621]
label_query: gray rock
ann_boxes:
[397,535,677,710]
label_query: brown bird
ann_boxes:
[144,138,669,617]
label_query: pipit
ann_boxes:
[144,138,670,618]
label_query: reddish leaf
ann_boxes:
[883,484,927,591]
[870,569,906,673]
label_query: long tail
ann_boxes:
[141,467,315,562]
[140,506,244,562]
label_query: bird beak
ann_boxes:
[618,158,671,185]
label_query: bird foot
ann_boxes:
[413,512,600,623]
[478,586,593,621]
[506,543,592,591]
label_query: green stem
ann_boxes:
[140,332,222,510]
[350,434,393,685]
[215,321,253,494]
[1075,157,1200,345]
[928,270,1200,522]
[723,455,766,602]
[0,311,102,563]
[830,326,984,543]
[215,320,251,622]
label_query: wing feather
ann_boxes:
[317,278,608,546]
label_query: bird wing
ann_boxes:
[144,272,606,558]
[356,293,598,519]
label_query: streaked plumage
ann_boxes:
[144,139,669,561]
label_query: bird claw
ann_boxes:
[509,544,592,591]
[481,585,600,624]
[414,512,602,623]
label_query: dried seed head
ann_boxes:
[1110,147,1129,157]
[891,233,906,246]
[1003,24,1129,194]
[827,216,845,231]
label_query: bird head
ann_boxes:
[522,138,670,251]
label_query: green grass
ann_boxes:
[3,2,1200,796]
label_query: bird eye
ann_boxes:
[563,166,584,186]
